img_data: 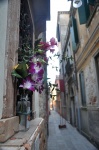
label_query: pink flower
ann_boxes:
[40,42,50,50]
[50,48,55,53]
[29,62,44,83]
[44,56,48,62]
[19,77,35,91]
[35,80,44,94]
[50,37,57,46]
[29,62,42,74]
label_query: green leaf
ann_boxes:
[51,87,55,92]
[52,84,58,87]
[37,49,44,53]
[52,95,57,97]
[49,82,52,87]
[50,94,52,98]
[35,39,41,48]
[49,56,52,60]
[11,70,22,78]
[56,89,60,92]
[39,59,47,64]
[47,78,51,80]
[15,62,28,78]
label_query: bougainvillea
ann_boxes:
[12,37,57,94]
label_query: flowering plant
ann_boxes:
[12,37,57,94]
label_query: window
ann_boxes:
[95,53,99,88]
[70,16,79,51]
[79,71,86,106]
[78,0,98,24]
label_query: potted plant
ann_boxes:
[11,37,57,131]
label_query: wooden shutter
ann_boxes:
[78,0,90,24]
[88,0,95,5]
[72,17,79,44]
[70,16,79,51]
[57,24,60,42]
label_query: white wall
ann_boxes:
[0,0,8,119]
[34,91,39,117]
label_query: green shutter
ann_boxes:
[57,24,60,42]
[78,0,90,24]
[88,0,95,5]
[72,17,79,44]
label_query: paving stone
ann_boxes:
[48,110,98,150]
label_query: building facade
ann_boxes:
[74,0,99,146]
[56,11,70,119]
[57,0,99,147]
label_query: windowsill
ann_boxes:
[81,106,99,111]
[0,118,44,149]
[86,3,99,27]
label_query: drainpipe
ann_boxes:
[73,51,81,131]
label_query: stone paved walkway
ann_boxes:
[48,110,98,150]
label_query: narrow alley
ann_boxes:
[48,110,98,150]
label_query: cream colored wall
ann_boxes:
[34,91,39,118]
[0,0,8,119]
[75,7,99,106]
[59,13,69,51]
[75,8,99,64]
[75,10,89,61]
[84,58,98,106]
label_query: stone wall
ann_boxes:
[88,109,99,142]
[0,118,47,150]
[84,58,98,106]
[0,0,20,143]
[2,0,20,118]
[0,0,8,119]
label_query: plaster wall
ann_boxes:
[39,90,46,118]
[34,91,39,118]
[75,7,99,62]
[59,13,69,51]
[84,58,98,106]
[33,87,46,119]
[75,10,89,61]
[0,0,8,119]
[2,0,20,118]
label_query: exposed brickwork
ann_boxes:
[84,58,97,106]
